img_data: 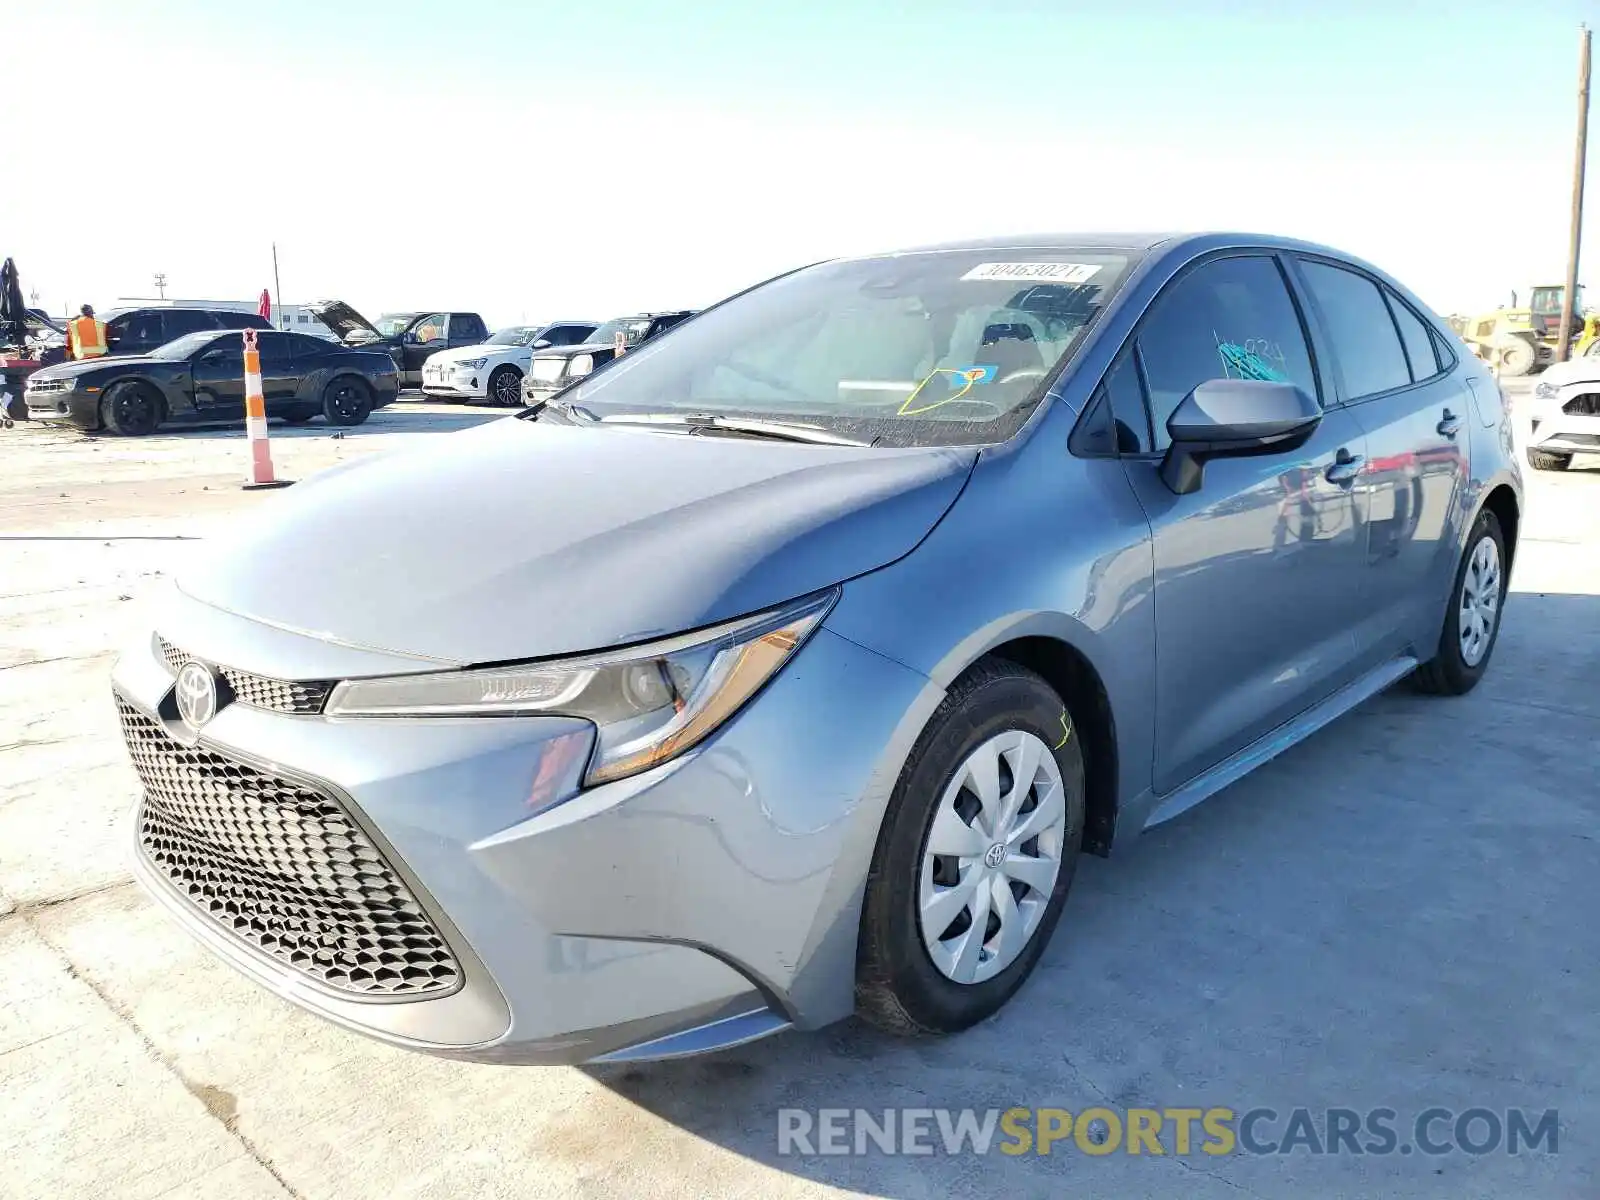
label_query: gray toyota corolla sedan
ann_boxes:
[114,233,1521,1064]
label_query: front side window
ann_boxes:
[1136,255,1318,450]
[164,311,215,338]
[414,314,446,344]
[113,312,162,346]
[548,324,595,345]
[1298,260,1411,400]
[557,250,1135,447]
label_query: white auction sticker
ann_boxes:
[961,261,1102,284]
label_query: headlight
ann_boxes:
[325,590,836,786]
[567,353,594,378]
[1534,381,1558,399]
[457,357,487,370]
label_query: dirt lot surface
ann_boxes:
[2,390,1597,1199]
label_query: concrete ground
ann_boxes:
[1,388,1596,1199]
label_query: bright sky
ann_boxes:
[7,0,1598,327]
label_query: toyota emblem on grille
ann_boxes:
[175,662,218,729]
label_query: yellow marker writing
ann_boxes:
[1054,712,1072,750]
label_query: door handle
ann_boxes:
[1437,409,1462,439]
[1324,449,1365,486]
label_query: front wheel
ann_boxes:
[100,380,162,436]
[487,364,523,408]
[1411,508,1508,695]
[856,660,1085,1035]
[1498,340,1536,377]
[322,376,373,426]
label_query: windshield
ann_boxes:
[586,317,654,348]
[557,251,1134,446]
[487,326,536,346]
[151,331,227,360]
[375,313,417,336]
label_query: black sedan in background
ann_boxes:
[23,329,399,435]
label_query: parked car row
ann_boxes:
[24,328,398,434]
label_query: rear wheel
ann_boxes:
[857,660,1085,1035]
[1498,339,1536,377]
[1411,508,1507,696]
[322,376,373,426]
[100,380,162,436]
[1526,448,1571,472]
[488,364,523,407]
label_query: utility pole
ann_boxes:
[1558,24,1590,362]
[272,243,282,321]
[153,272,167,300]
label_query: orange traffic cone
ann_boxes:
[241,328,292,490]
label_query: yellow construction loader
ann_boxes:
[1449,285,1599,375]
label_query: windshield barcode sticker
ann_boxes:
[961,262,1102,284]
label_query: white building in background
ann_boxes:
[109,297,339,340]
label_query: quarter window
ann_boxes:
[1135,256,1318,450]
[1383,289,1441,383]
[1298,261,1411,399]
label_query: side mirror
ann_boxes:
[533,339,552,349]
[1160,378,1321,496]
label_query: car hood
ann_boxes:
[27,355,150,381]
[309,299,385,345]
[1532,357,1600,388]
[426,342,511,364]
[177,418,978,665]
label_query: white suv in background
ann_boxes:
[421,321,598,406]
[1525,349,1600,471]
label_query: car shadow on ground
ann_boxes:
[162,410,509,439]
[579,590,1599,1197]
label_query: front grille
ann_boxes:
[157,637,333,715]
[120,699,461,998]
[1563,393,1600,416]
[24,378,67,394]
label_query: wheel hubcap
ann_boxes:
[919,729,1067,985]
[1458,535,1501,667]
[495,374,518,404]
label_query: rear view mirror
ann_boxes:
[1161,378,1321,495]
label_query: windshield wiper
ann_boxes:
[593,411,869,447]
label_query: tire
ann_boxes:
[322,376,373,426]
[1526,448,1571,472]
[1411,508,1508,696]
[280,406,316,425]
[99,380,162,436]
[487,364,523,408]
[857,659,1086,1036]
[1498,339,1536,377]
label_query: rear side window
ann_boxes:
[548,324,594,345]
[1298,261,1411,399]
[1384,290,1442,383]
[1136,255,1318,450]
[163,310,214,338]
[452,313,487,341]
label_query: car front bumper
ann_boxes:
[24,385,98,428]
[421,366,487,400]
[113,588,935,1063]
[1528,391,1600,455]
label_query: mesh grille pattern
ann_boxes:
[157,637,332,715]
[120,699,460,998]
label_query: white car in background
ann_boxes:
[1525,349,1600,471]
[421,320,598,406]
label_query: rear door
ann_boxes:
[1117,252,1372,795]
[1291,258,1471,663]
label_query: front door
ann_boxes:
[1119,253,1372,795]
[1293,259,1472,662]
[255,331,300,405]
[402,313,447,379]
[188,333,246,416]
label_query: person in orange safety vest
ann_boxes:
[68,304,108,360]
